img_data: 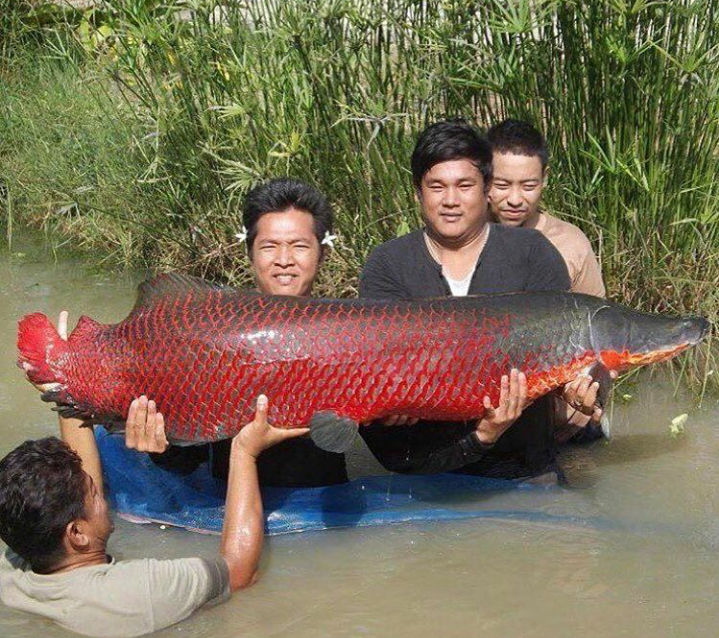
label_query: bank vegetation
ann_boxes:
[1,0,718,391]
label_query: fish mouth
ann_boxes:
[626,316,710,366]
[686,316,711,345]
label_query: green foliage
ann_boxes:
[1,0,718,387]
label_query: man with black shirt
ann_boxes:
[149,178,349,487]
[359,119,601,480]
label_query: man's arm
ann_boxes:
[59,416,104,496]
[124,393,305,591]
[220,395,308,591]
[359,369,527,474]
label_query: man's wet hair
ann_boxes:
[242,178,334,253]
[411,119,493,189]
[487,119,549,170]
[0,437,88,573]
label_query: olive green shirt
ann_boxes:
[0,548,230,637]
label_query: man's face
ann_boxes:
[488,152,546,227]
[250,208,322,297]
[418,159,488,242]
[81,475,113,545]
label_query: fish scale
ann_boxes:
[17,273,709,446]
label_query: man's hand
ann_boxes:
[22,310,69,394]
[561,369,617,426]
[233,395,309,459]
[475,368,527,445]
[125,396,169,453]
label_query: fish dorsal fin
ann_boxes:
[132,273,228,312]
[68,315,104,343]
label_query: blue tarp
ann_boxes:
[97,428,603,536]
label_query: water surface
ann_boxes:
[0,233,717,638]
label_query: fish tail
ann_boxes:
[17,313,69,386]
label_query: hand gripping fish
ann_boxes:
[17,274,709,452]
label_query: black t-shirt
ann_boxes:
[358,223,571,479]
[150,438,348,488]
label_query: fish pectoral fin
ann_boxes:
[310,411,359,453]
[585,362,614,439]
[585,362,614,410]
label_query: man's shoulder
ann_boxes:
[488,223,549,252]
[362,229,426,279]
[541,213,595,254]
[0,551,224,637]
[366,228,424,260]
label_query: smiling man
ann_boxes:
[245,179,329,297]
[149,178,349,488]
[487,119,605,298]
[357,119,588,481]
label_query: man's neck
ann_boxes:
[424,223,489,280]
[521,210,542,229]
[43,549,109,575]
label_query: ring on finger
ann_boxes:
[571,400,595,416]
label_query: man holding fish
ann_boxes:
[359,119,610,481]
[0,312,306,636]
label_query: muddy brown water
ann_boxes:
[0,233,717,638]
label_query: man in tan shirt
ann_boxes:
[0,312,308,637]
[487,119,610,441]
[487,119,606,298]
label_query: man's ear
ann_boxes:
[542,166,549,189]
[65,519,91,552]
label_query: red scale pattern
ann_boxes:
[19,276,606,443]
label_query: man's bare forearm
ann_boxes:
[220,445,264,591]
[59,416,104,496]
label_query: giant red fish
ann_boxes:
[17,274,708,452]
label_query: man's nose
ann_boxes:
[506,186,524,207]
[441,186,460,207]
[274,245,294,266]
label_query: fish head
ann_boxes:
[590,304,710,372]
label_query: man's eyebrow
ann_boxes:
[492,176,539,182]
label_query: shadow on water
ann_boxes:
[592,433,687,467]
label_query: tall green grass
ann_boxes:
[1,0,718,389]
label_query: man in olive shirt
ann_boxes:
[359,119,603,480]
[0,312,307,637]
